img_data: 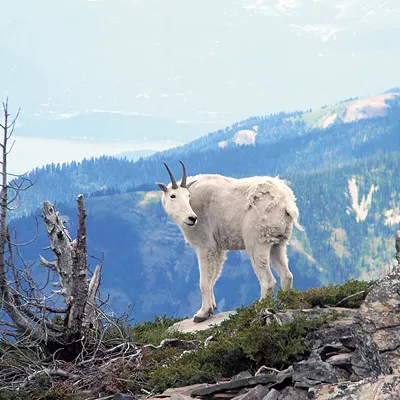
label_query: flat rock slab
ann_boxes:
[191,374,277,397]
[168,311,236,333]
[160,383,212,398]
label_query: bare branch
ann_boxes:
[84,264,102,330]
[6,217,39,247]
[6,228,21,296]
[334,291,366,307]
[5,140,16,155]
[39,255,57,270]
[5,107,21,140]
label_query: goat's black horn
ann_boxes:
[179,160,187,187]
[163,162,178,189]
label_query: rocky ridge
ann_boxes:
[146,236,400,400]
[9,237,400,400]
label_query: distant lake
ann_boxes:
[10,136,182,176]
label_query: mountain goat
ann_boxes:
[157,161,302,323]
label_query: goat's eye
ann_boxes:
[170,194,176,199]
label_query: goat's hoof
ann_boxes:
[193,308,213,323]
[193,315,208,323]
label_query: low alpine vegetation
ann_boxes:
[0,279,374,399]
[139,279,373,392]
[276,279,374,309]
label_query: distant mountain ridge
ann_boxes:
[298,92,400,129]
[115,149,156,161]
[12,88,400,218]
[156,90,400,153]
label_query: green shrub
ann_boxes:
[276,279,374,309]
[149,337,250,391]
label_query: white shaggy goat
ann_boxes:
[157,161,302,323]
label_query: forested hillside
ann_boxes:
[11,153,400,321]
[14,92,400,217]
[8,91,400,321]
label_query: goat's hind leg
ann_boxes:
[210,251,226,311]
[194,248,225,323]
[246,241,276,301]
[270,242,293,290]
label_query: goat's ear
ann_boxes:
[186,180,197,189]
[156,182,168,192]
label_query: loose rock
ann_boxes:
[191,374,277,397]
[263,388,281,400]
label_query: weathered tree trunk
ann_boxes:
[396,230,400,265]
[41,196,101,357]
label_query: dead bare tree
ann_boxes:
[0,99,104,349]
[0,99,141,394]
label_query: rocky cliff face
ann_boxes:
[150,254,400,399]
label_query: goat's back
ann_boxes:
[185,174,300,248]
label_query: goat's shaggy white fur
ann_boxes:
[158,171,302,323]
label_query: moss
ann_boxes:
[276,279,374,310]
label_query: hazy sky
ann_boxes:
[8,136,181,175]
[1,0,399,128]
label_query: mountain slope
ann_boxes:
[14,90,400,217]
[8,89,400,321]
[12,151,400,321]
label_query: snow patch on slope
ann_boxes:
[322,113,337,128]
[346,177,378,223]
[218,141,228,149]
[139,191,161,207]
[384,208,400,226]
[233,129,257,145]
[218,127,258,148]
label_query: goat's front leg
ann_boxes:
[193,249,225,323]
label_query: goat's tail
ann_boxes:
[285,204,304,232]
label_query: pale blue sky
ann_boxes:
[2,0,399,130]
